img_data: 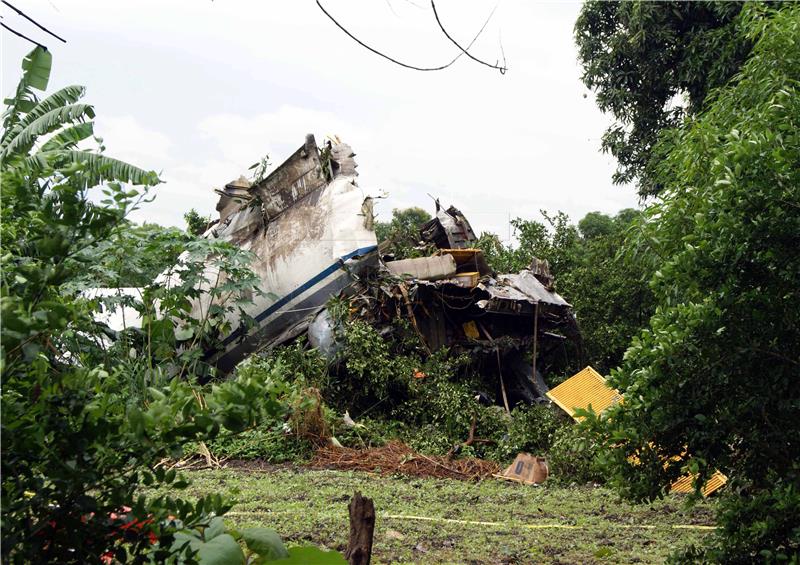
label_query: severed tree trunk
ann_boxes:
[345,491,375,565]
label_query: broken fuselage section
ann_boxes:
[350,203,581,404]
[108,135,581,405]
[201,135,378,373]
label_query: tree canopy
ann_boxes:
[586,5,800,560]
[575,1,756,196]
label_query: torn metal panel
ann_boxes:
[670,470,728,497]
[215,176,253,223]
[205,136,378,372]
[251,133,329,221]
[385,255,457,281]
[546,366,621,420]
[420,204,477,249]
[478,271,571,310]
[436,248,492,277]
[549,367,728,497]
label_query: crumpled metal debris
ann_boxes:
[92,134,582,406]
[199,135,582,402]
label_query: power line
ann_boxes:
[2,0,66,43]
[1,22,47,50]
[430,1,506,74]
[316,0,504,73]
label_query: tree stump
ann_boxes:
[345,491,375,565]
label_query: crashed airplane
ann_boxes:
[100,135,581,404]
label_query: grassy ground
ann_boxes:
[179,465,716,564]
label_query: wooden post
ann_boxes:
[532,301,539,382]
[496,347,511,415]
[345,491,375,565]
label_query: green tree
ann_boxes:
[476,211,579,275]
[184,208,211,236]
[585,5,800,561]
[375,206,431,258]
[575,1,755,196]
[562,210,653,374]
[577,211,614,240]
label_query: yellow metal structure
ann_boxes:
[546,366,622,421]
[462,321,480,340]
[670,470,728,497]
[547,366,728,497]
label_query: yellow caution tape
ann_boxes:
[381,514,716,531]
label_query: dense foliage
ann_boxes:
[583,5,800,561]
[0,48,337,563]
[576,1,755,196]
[374,206,432,258]
[184,209,212,237]
[476,209,653,375]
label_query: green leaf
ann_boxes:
[205,516,225,541]
[21,47,52,91]
[39,121,94,152]
[175,326,194,341]
[241,527,288,560]
[1,104,95,158]
[196,533,245,565]
[58,150,161,186]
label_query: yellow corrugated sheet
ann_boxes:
[670,470,728,497]
[546,366,622,421]
[547,366,727,497]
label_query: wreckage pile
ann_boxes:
[179,134,584,409]
[309,440,500,481]
[133,134,600,481]
[314,201,583,409]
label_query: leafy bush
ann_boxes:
[374,207,432,259]
[0,47,298,563]
[483,405,569,462]
[583,4,800,560]
[547,424,604,485]
[671,477,800,564]
[205,427,314,463]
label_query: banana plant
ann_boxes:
[1,46,158,187]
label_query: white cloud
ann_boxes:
[4,1,640,236]
[94,115,174,173]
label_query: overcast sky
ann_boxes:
[1,0,639,242]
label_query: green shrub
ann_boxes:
[482,405,570,462]
[670,477,800,564]
[205,427,314,463]
[547,423,604,484]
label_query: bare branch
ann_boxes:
[1,1,66,43]
[316,0,501,73]
[1,22,47,50]
[430,1,506,74]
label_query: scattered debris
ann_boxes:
[309,440,500,481]
[495,453,549,485]
[199,136,583,405]
[548,366,728,496]
[546,366,622,420]
[92,134,582,408]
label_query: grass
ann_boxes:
[177,466,716,564]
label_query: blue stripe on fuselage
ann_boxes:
[219,244,377,348]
